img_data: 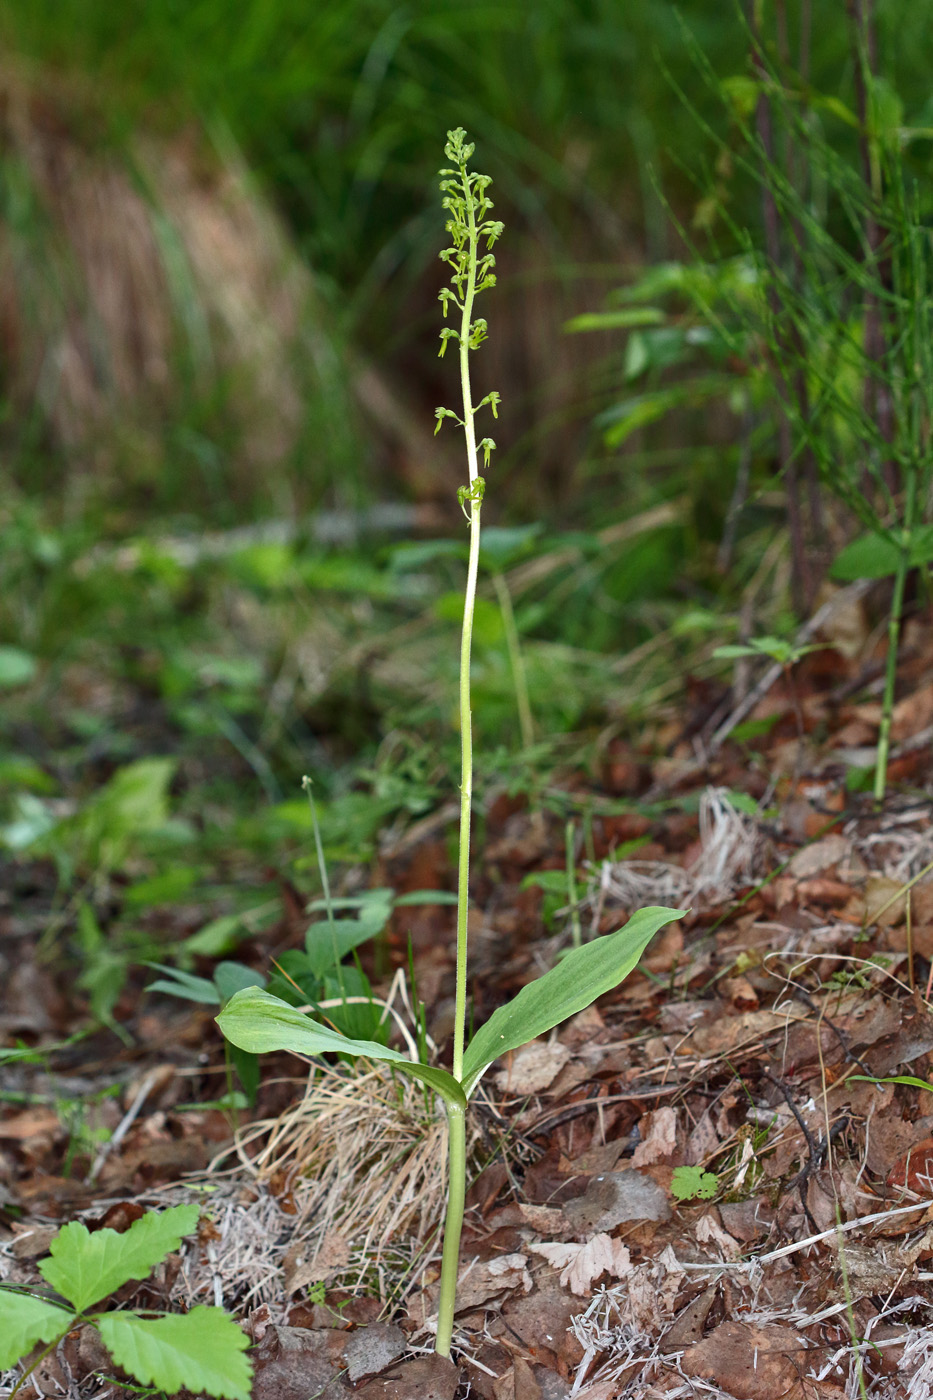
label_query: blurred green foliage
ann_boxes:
[4,1,930,325]
[2,2,931,1032]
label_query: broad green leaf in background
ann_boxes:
[0,646,38,688]
[34,757,179,875]
[830,525,933,581]
[212,962,266,1003]
[97,1306,252,1400]
[123,866,199,908]
[478,523,542,567]
[182,914,245,958]
[304,916,385,976]
[302,886,405,976]
[460,906,685,1095]
[84,758,176,841]
[0,1290,76,1368]
[39,1204,199,1312]
[597,377,730,448]
[230,1043,261,1104]
[1,792,60,850]
[217,988,467,1108]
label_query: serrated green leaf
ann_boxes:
[0,1289,76,1368]
[460,907,685,1096]
[97,1306,252,1400]
[216,988,467,1108]
[39,1205,199,1312]
[671,1165,719,1201]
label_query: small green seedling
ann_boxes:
[0,1204,251,1400]
[671,1165,719,1201]
[715,635,826,754]
[216,128,685,1360]
[850,1073,933,1094]
[713,636,824,668]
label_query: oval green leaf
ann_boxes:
[216,988,466,1108]
[460,906,686,1096]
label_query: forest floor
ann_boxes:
[2,580,933,1400]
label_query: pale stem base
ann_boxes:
[435,1102,466,1357]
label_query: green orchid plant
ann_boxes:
[215,127,684,1359]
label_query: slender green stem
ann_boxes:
[459,181,480,486]
[435,126,502,1362]
[10,1334,68,1399]
[874,542,908,805]
[435,1102,466,1358]
[453,499,481,1083]
[492,569,534,749]
[303,775,346,999]
[874,465,917,804]
[565,820,582,949]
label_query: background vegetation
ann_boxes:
[0,0,931,1020]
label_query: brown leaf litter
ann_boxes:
[4,625,933,1397]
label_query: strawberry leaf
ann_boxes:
[39,1205,199,1312]
[97,1306,251,1400]
[0,1289,76,1368]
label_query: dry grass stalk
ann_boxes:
[230,1057,482,1292]
[0,58,442,505]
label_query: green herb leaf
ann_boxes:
[0,1289,76,1368]
[97,1306,252,1400]
[39,1204,199,1312]
[671,1165,719,1201]
[460,906,685,1095]
[217,988,467,1108]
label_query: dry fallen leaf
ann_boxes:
[283,1228,351,1293]
[494,1038,572,1095]
[490,1036,571,1097]
[695,1212,742,1259]
[529,1233,632,1295]
[632,1106,678,1166]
